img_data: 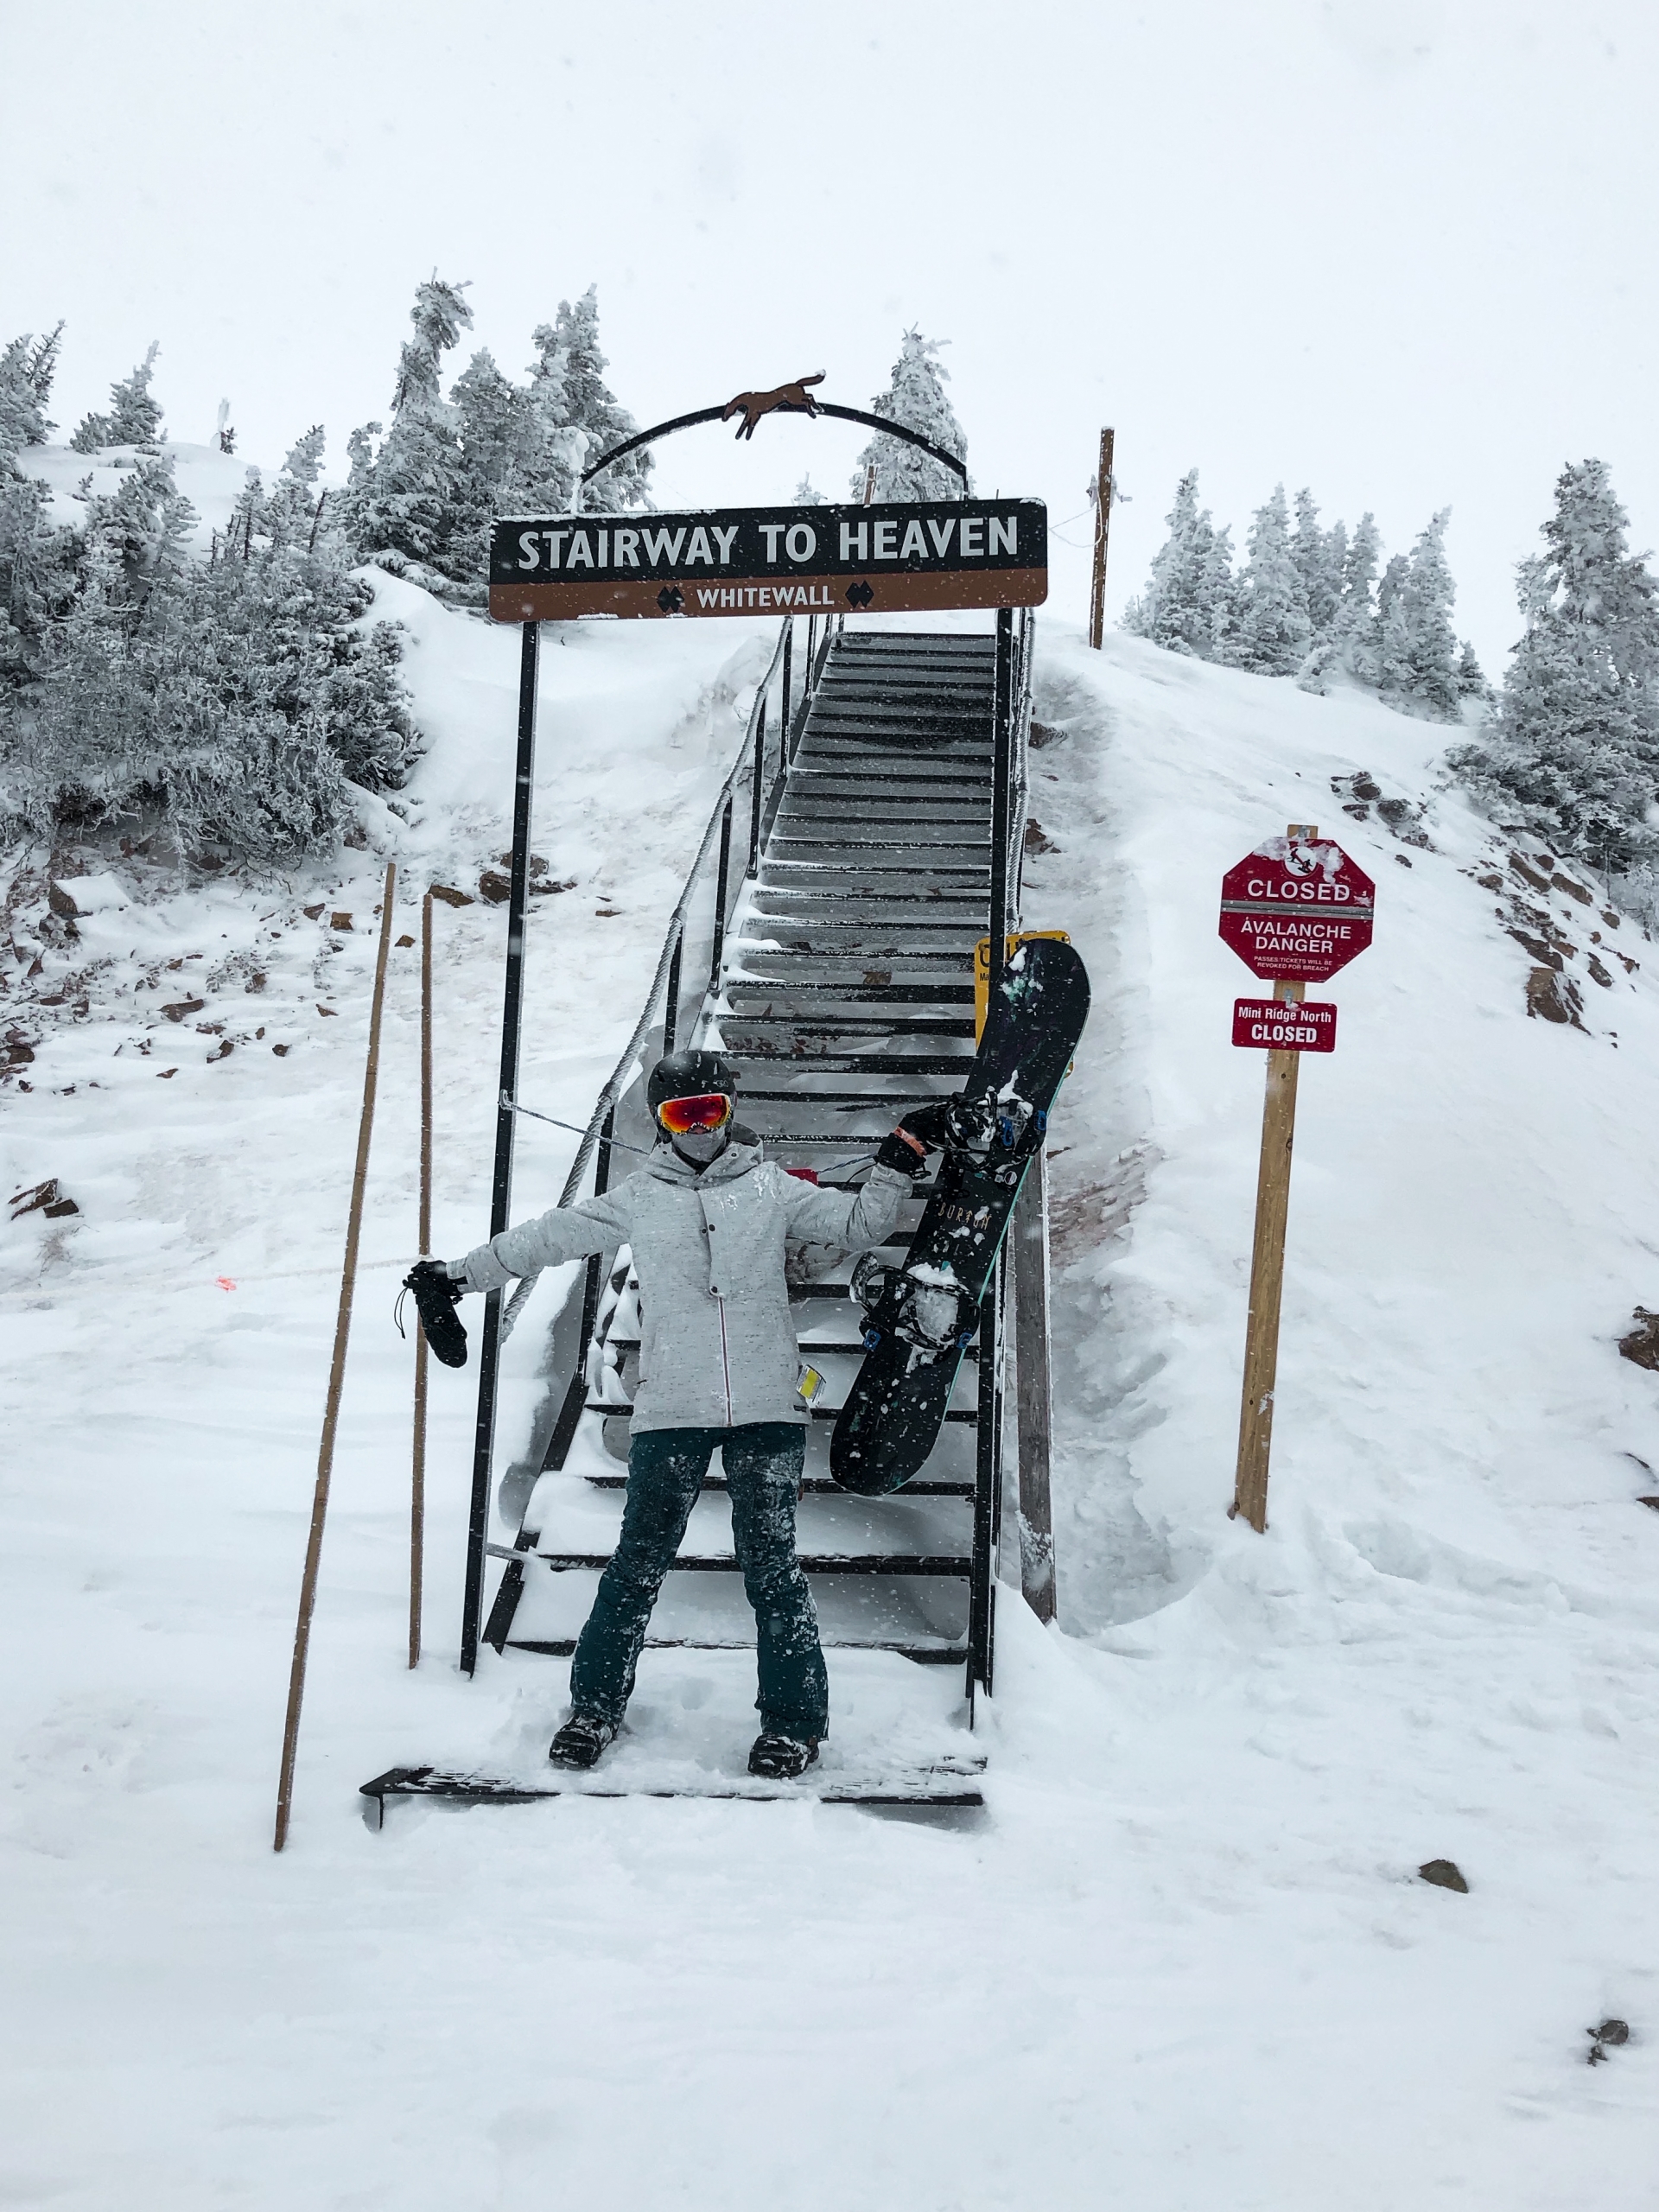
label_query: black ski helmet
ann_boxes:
[647,1048,737,1118]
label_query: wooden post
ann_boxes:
[1088,427,1115,651]
[862,461,876,505]
[1230,823,1315,1533]
[1014,1150,1056,1622]
[410,888,434,1668]
[275,861,397,1850]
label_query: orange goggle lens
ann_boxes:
[656,1092,734,1135]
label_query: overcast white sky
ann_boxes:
[4,0,1655,670]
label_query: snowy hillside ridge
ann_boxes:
[4,615,1658,2205]
[1016,629,1658,1619]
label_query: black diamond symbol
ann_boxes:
[845,581,874,608]
[657,585,683,613]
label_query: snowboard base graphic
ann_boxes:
[830,938,1090,1497]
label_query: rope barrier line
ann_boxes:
[273,861,398,1853]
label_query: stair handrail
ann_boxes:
[1010,610,1036,917]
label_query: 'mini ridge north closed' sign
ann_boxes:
[489,498,1047,622]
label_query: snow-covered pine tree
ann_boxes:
[264,425,327,552]
[444,349,533,590]
[69,341,164,453]
[1449,459,1659,885]
[0,326,63,455]
[340,276,473,580]
[1230,485,1311,675]
[517,322,578,515]
[793,475,826,505]
[1372,551,1410,694]
[1336,514,1382,680]
[76,443,197,606]
[226,469,264,563]
[1291,489,1341,639]
[549,288,651,511]
[1385,509,1461,720]
[1456,639,1490,701]
[1121,470,1235,658]
[853,329,969,503]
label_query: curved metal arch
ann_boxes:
[579,397,969,493]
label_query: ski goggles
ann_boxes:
[655,1092,734,1136]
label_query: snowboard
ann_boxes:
[830,936,1090,1497]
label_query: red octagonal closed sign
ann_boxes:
[1219,834,1376,982]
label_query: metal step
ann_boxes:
[725,982,976,1003]
[719,1016,977,1039]
[582,1402,980,1421]
[511,1549,974,1576]
[581,1472,975,1494]
[504,1637,969,1664]
[726,1052,976,1074]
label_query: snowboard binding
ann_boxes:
[849,1254,978,1356]
[397,1259,468,1369]
[908,1091,1041,1179]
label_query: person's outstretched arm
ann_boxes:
[446,1183,634,1294]
[778,1109,973,1250]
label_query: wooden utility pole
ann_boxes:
[275,862,397,1850]
[1088,427,1115,650]
[410,888,434,1668]
[1230,823,1315,1532]
[1013,1153,1056,1622]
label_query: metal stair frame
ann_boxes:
[471,605,1038,1715]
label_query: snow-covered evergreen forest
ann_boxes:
[1123,462,1659,921]
[0,297,969,874]
[1122,471,1485,715]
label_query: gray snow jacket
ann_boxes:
[453,1135,912,1433]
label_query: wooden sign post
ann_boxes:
[1233,973,1305,1531]
[1088,427,1114,650]
[1218,825,1376,1531]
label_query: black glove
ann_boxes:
[399,1258,468,1370]
[874,1126,931,1177]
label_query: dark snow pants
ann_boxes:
[569,1421,828,1741]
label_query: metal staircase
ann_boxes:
[477,612,1033,1706]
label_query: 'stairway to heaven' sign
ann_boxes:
[489,499,1048,622]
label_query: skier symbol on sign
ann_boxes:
[1217,833,1376,983]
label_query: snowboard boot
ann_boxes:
[550,1713,618,1770]
[748,1732,820,1781]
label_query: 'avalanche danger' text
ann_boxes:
[1218,836,1376,982]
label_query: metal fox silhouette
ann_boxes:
[721,372,825,441]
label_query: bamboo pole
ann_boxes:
[1088,427,1115,650]
[274,861,398,1851]
[1230,823,1316,1534]
[410,887,433,1668]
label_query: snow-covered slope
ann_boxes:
[19,438,270,555]
[3,611,1656,2209]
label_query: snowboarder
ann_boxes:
[407,1050,975,1780]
